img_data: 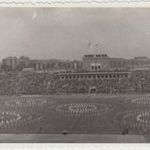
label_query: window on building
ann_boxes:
[98,66,101,70]
[125,75,128,78]
[95,66,97,71]
[88,75,91,79]
[91,66,94,70]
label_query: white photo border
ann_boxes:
[0,0,150,7]
[0,143,150,150]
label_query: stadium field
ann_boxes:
[0,94,149,135]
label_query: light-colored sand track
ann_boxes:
[0,134,146,143]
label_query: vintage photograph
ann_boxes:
[0,7,149,143]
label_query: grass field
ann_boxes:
[0,94,149,135]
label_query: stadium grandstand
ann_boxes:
[0,54,149,95]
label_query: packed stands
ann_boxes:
[0,69,149,95]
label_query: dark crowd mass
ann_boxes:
[0,54,150,95]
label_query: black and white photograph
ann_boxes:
[0,7,150,143]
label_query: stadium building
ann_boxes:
[56,54,131,86]
[57,54,150,83]
[57,54,143,77]
[57,71,130,80]
[82,54,150,71]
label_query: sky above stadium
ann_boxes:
[0,8,150,60]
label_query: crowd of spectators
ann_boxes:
[55,78,133,94]
[0,72,58,95]
[0,70,149,95]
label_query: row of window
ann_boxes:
[59,74,129,80]
[84,54,108,58]
[91,65,101,70]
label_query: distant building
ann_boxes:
[2,56,31,71]
[2,53,150,73]
[30,59,82,72]
[19,56,31,67]
[82,54,150,71]
[82,54,110,71]
[2,57,19,70]
[127,57,150,70]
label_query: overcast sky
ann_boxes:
[0,8,150,60]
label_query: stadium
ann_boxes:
[0,54,150,142]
